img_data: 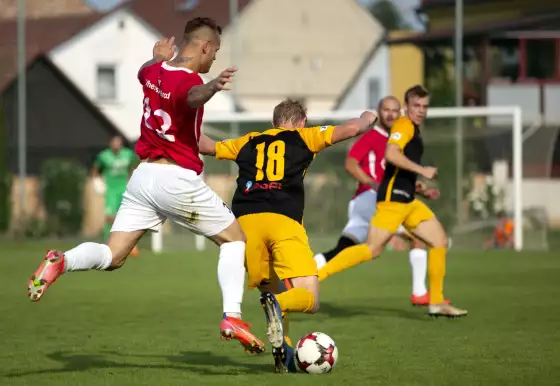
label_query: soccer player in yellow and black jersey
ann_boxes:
[200,99,378,372]
[318,85,467,318]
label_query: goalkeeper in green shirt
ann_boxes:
[92,136,138,254]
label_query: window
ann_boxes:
[367,78,380,109]
[97,65,116,101]
[526,39,556,79]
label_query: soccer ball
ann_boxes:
[295,332,338,374]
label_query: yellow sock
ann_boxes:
[282,311,292,346]
[318,244,373,281]
[276,288,315,313]
[428,247,446,304]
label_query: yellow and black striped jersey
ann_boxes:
[377,116,424,203]
[215,126,335,223]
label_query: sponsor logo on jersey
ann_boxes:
[320,126,329,132]
[243,180,283,194]
[145,80,171,99]
[244,181,253,194]
[389,132,402,141]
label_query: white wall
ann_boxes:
[505,179,560,227]
[336,44,391,110]
[49,9,233,141]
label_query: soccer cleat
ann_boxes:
[27,250,66,302]
[411,293,450,306]
[260,292,297,373]
[428,303,468,318]
[130,246,139,257]
[220,315,265,354]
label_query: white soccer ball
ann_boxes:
[295,332,338,374]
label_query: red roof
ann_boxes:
[128,0,252,39]
[0,14,102,90]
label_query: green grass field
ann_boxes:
[1,242,559,385]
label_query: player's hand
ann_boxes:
[153,36,176,61]
[415,181,427,193]
[424,188,440,200]
[210,67,238,92]
[420,166,438,180]
[361,110,378,127]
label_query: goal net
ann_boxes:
[152,105,550,253]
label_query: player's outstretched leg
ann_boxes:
[213,221,265,354]
[314,235,356,269]
[27,231,143,301]
[412,218,467,318]
[260,291,297,373]
[318,225,393,281]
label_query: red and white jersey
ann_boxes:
[136,62,205,174]
[347,126,388,198]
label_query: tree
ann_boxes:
[368,0,410,30]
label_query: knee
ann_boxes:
[434,235,448,249]
[411,238,426,250]
[106,251,127,271]
[365,242,382,260]
[310,300,319,313]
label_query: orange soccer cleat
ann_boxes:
[411,293,451,307]
[220,315,265,354]
[28,250,66,302]
[130,246,139,257]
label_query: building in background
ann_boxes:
[0,0,95,19]
[210,0,388,112]
[389,0,560,227]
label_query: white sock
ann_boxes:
[409,248,428,296]
[64,242,113,272]
[218,241,246,318]
[314,253,327,269]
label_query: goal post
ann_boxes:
[152,105,528,253]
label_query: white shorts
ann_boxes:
[341,189,405,243]
[111,163,235,237]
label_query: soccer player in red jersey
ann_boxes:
[314,96,438,306]
[27,17,264,354]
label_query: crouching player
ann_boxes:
[201,99,378,371]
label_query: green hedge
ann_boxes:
[41,159,87,237]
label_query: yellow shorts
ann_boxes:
[372,199,435,233]
[237,213,317,289]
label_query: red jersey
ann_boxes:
[347,126,388,198]
[136,62,205,174]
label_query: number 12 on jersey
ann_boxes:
[143,97,175,142]
[255,140,285,181]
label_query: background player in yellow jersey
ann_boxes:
[201,99,378,372]
[318,85,467,318]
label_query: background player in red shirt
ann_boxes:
[314,96,433,305]
[27,17,264,354]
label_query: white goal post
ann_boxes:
[151,105,523,252]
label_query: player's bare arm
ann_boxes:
[199,134,217,156]
[330,111,378,144]
[187,67,237,108]
[345,157,378,190]
[138,37,176,76]
[385,144,437,180]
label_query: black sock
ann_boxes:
[323,236,357,262]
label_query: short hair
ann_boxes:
[273,99,307,127]
[183,17,222,42]
[404,85,429,104]
[377,95,401,111]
